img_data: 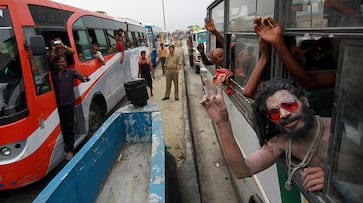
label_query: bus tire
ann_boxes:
[88,103,103,136]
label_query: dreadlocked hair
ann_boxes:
[252,78,305,146]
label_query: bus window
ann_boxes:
[288,36,338,117]
[137,32,144,46]
[88,29,108,55]
[125,32,134,49]
[228,0,256,31]
[140,32,147,46]
[326,42,363,202]
[233,37,260,86]
[210,1,224,34]
[294,37,338,71]
[133,32,140,47]
[131,32,138,47]
[74,30,92,60]
[0,34,28,123]
[23,27,52,95]
[106,29,116,53]
[286,0,363,28]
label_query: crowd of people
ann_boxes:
[46,22,132,160]
[38,13,337,195]
[44,23,183,160]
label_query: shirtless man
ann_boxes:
[197,43,224,68]
[201,78,331,192]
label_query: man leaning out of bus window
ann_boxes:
[52,55,90,160]
[201,78,331,193]
[92,43,105,65]
[196,43,224,69]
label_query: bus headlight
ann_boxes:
[0,147,11,156]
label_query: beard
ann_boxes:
[276,104,314,138]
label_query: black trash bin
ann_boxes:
[124,78,149,107]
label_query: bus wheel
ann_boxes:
[88,103,103,136]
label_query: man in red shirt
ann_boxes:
[116,34,125,63]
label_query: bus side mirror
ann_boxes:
[30,35,46,55]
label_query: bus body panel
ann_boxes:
[0,116,60,189]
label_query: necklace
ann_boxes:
[284,116,323,191]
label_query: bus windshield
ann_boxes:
[0,7,27,125]
[197,31,207,43]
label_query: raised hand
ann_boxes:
[200,76,229,125]
[254,17,283,46]
[204,17,217,32]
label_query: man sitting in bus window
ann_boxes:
[201,78,331,193]
[253,17,337,117]
[92,43,105,65]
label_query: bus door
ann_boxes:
[23,28,61,156]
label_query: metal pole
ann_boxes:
[161,0,167,31]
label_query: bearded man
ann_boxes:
[201,78,331,192]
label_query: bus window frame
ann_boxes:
[23,27,52,95]
[91,29,108,55]
[325,38,363,203]
[106,29,116,54]
[283,0,363,29]
[75,30,92,61]
[125,32,133,48]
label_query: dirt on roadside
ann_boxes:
[147,43,186,166]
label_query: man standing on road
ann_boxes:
[52,55,90,160]
[162,45,182,101]
[158,43,168,75]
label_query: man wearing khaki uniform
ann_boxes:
[162,45,182,101]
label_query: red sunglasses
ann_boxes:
[268,99,299,121]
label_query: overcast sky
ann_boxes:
[51,0,212,31]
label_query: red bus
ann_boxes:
[0,0,147,190]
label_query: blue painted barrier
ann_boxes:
[33,103,166,203]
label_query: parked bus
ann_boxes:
[202,0,363,202]
[145,24,163,67]
[0,0,147,190]
[192,30,208,48]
